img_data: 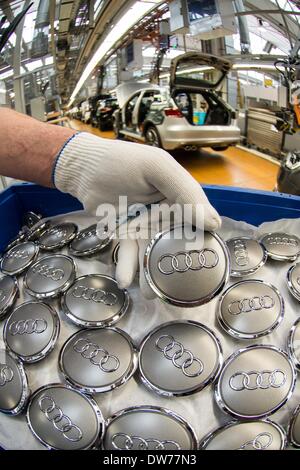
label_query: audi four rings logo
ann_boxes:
[0,363,14,387]
[155,334,204,378]
[233,240,249,267]
[32,264,65,281]
[47,227,68,239]
[111,433,181,450]
[266,236,298,247]
[73,338,120,373]
[7,249,29,260]
[237,432,273,450]
[38,396,83,442]
[71,285,118,306]
[76,229,97,240]
[9,318,47,336]
[229,370,286,391]
[228,295,275,315]
[158,249,219,275]
[0,289,6,303]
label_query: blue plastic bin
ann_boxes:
[0,183,300,253]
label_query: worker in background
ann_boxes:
[0,107,221,298]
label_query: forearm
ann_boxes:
[0,108,76,187]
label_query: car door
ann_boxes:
[122,92,141,130]
[170,52,231,93]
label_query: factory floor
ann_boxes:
[68,119,279,192]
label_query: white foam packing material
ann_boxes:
[0,211,300,450]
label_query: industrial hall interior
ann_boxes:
[1,0,300,453]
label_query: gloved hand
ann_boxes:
[54,132,222,297]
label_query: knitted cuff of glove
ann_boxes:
[52,131,82,187]
[53,132,110,200]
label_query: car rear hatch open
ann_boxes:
[170,52,231,92]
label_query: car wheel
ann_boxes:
[145,126,161,148]
[211,146,229,152]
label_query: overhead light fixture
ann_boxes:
[68,0,162,106]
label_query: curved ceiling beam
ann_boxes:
[244,0,300,44]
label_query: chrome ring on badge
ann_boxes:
[71,285,118,306]
[266,236,298,247]
[73,338,120,373]
[229,369,286,391]
[32,264,64,281]
[38,396,83,442]
[111,433,181,450]
[158,249,219,275]
[0,364,14,386]
[8,318,47,336]
[76,228,97,240]
[155,334,204,378]
[233,240,249,266]
[237,432,273,450]
[228,295,275,315]
[6,249,29,260]
[47,227,68,239]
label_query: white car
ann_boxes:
[113,52,240,151]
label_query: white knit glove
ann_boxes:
[54,132,222,297]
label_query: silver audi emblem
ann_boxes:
[218,280,284,340]
[158,249,219,275]
[27,384,104,449]
[266,235,298,246]
[261,232,300,261]
[8,318,47,336]
[237,432,273,450]
[38,395,83,442]
[155,334,204,378]
[73,338,120,373]
[200,420,286,450]
[6,249,29,260]
[46,227,68,239]
[232,239,249,266]
[111,433,181,450]
[32,264,64,281]
[76,228,97,240]
[228,295,275,315]
[103,406,198,450]
[71,285,118,306]
[61,274,129,328]
[139,321,223,396]
[0,363,14,386]
[226,237,267,277]
[215,345,296,419]
[229,370,286,391]
[144,227,229,307]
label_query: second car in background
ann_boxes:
[94,97,119,131]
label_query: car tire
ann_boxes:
[211,146,229,152]
[145,126,162,148]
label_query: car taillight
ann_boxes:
[164,108,183,118]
